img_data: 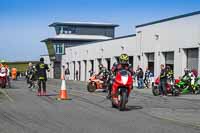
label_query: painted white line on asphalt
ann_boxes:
[0,89,14,102]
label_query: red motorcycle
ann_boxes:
[111,69,133,111]
[152,77,180,96]
[0,67,7,88]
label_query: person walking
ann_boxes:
[159,64,167,97]
[35,58,49,96]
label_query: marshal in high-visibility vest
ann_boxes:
[11,67,17,80]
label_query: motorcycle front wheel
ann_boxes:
[87,82,96,92]
[119,91,127,111]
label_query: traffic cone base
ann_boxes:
[59,90,68,100]
[57,73,70,100]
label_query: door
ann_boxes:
[186,48,198,71]
[53,62,61,79]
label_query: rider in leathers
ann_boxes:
[107,53,134,99]
[97,64,109,88]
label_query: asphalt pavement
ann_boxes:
[0,78,200,133]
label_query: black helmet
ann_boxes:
[119,53,129,64]
[40,57,44,62]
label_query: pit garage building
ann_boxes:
[43,11,200,80]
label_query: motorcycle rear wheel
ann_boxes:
[152,86,160,96]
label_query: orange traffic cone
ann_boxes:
[58,73,69,100]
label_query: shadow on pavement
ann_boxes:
[126,105,143,111]
[46,93,58,96]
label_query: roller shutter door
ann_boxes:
[187,48,198,71]
[165,52,174,65]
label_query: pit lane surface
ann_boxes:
[0,79,199,133]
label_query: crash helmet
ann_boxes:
[184,68,189,74]
[40,57,44,62]
[119,53,129,64]
[28,62,32,67]
[98,64,103,69]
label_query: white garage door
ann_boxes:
[165,52,174,65]
[187,48,198,71]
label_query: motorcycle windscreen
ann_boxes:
[119,70,130,76]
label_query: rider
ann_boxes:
[107,53,134,98]
[181,68,190,81]
[97,64,109,77]
[0,63,10,88]
[166,66,174,87]
[97,64,109,87]
[35,58,50,96]
[26,62,36,88]
[181,68,196,93]
[144,67,153,88]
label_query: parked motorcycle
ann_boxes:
[111,69,133,111]
[152,77,180,96]
[0,67,7,88]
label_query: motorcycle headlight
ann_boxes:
[121,76,128,85]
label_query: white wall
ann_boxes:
[61,13,200,81]
[62,35,138,81]
[136,14,200,77]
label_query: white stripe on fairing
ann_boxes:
[122,76,128,85]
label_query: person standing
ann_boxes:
[159,64,167,97]
[26,62,36,88]
[75,70,79,80]
[65,66,70,80]
[144,67,151,88]
[136,65,144,89]
[35,58,49,96]
[4,64,11,88]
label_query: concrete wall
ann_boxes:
[60,13,200,81]
[136,14,200,77]
[62,35,138,81]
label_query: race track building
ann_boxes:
[41,22,118,78]
[43,11,200,80]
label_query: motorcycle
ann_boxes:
[0,67,7,88]
[176,76,200,94]
[87,74,107,92]
[111,69,133,111]
[152,76,180,96]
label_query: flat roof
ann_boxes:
[49,21,119,27]
[41,34,112,42]
[136,10,200,28]
[68,34,136,47]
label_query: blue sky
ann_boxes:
[0,0,200,61]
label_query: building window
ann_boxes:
[63,27,75,34]
[54,44,64,54]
